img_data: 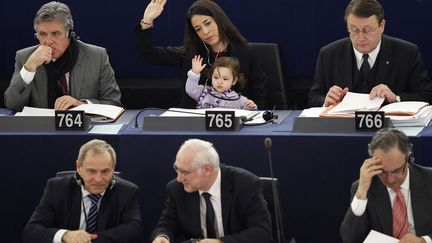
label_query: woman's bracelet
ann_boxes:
[140,19,153,29]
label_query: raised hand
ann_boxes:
[191,55,207,74]
[142,0,167,25]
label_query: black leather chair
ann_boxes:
[260,177,292,243]
[249,43,288,109]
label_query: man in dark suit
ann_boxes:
[4,1,121,111]
[22,139,143,243]
[151,138,272,243]
[340,129,432,243]
[308,0,432,107]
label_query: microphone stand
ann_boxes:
[264,138,284,243]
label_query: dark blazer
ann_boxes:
[22,175,143,243]
[340,164,432,243]
[4,40,122,111]
[135,28,269,110]
[151,165,272,243]
[308,35,432,107]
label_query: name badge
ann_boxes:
[355,111,385,131]
[55,110,86,131]
[205,110,237,131]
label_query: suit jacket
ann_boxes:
[4,40,122,111]
[22,175,143,243]
[340,164,432,243]
[151,165,272,243]
[308,35,432,107]
[135,27,269,109]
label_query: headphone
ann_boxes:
[263,110,278,122]
[74,171,116,190]
[68,29,78,40]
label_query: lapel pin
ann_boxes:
[386,61,390,64]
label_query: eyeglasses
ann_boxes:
[348,25,380,37]
[35,31,66,40]
[173,164,200,177]
[378,161,408,178]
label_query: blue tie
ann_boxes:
[86,194,101,233]
[360,54,370,73]
[202,192,216,238]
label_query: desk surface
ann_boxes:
[1,109,431,243]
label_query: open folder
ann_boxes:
[320,92,429,118]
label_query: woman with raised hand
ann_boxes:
[135,0,269,109]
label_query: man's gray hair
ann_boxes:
[34,1,74,33]
[368,128,412,157]
[180,139,220,168]
[77,139,116,166]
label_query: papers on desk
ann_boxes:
[161,108,265,124]
[328,92,384,115]
[15,106,54,116]
[305,91,432,127]
[16,104,124,123]
[363,230,398,243]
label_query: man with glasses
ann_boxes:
[4,1,121,111]
[308,0,432,107]
[340,128,432,242]
[151,138,272,243]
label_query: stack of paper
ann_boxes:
[387,105,432,127]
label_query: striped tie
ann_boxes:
[86,194,101,233]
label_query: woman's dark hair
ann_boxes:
[209,56,246,89]
[344,0,384,24]
[184,0,247,54]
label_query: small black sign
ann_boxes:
[205,110,236,131]
[355,111,385,131]
[55,110,86,131]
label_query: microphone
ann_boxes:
[264,137,284,243]
[133,108,205,128]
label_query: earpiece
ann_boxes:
[408,143,415,165]
[68,29,77,39]
[34,33,38,39]
[109,175,116,190]
[74,172,84,186]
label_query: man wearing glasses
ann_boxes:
[151,138,272,243]
[4,2,121,111]
[340,129,432,242]
[308,0,432,107]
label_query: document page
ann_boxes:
[363,230,398,243]
[329,92,384,114]
[15,106,55,116]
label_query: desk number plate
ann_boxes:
[205,110,236,131]
[355,111,385,131]
[55,110,86,131]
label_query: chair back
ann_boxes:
[249,43,288,109]
[260,177,288,243]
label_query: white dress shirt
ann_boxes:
[52,187,105,243]
[350,169,431,242]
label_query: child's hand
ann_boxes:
[245,99,257,110]
[191,55,207,74]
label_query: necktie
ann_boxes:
[392,187,409,239]
[86,194,101,233]
[202,192,216,238]
[58,74,68,94]
[360,54,370,74]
